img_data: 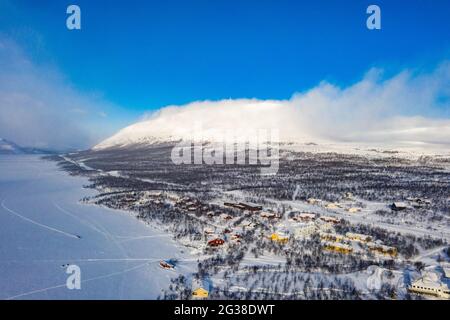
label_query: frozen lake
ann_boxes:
[0,155,195,299]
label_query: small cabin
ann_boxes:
[326,203,340,209]
[192,287,209,298]
[192,279,210,299]
[159,260,175,270]
[238,203,262,212]
[219,213,233,220]
[208,238,225,247]
[320,216,340,224]
[391,202,407,211]
[269,233,289,244]
[294,212,316,222]
[307,198,320,204]
[345,232,372,243]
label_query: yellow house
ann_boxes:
[269,233,289,244]
[322,241,353,254]
[326,203,340,209]
[192,278,210,299]
[192,287,209,298]
[368,243,398,257]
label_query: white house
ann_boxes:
[294,212,316,222]
[409,272,450,299]
[345,232,372,243]
[320,216,340,224]
[307,198,321,205]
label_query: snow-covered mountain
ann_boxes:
[93,99,450,157]
[93,119,450,161]
[93,121,183,150]
[93,100,314,150]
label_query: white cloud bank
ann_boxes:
[97,63,450,150]
[1,35,448,152]
[0,37,120,150]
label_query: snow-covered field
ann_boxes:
[0,155,195,300]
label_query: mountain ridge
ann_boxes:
[0,138,56,155]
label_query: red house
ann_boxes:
[208,238,225,247]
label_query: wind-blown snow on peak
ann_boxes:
[94,63,450,151]
[93,99,314,150]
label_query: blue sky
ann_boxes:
[0,0,449,149]
[2,0,450,109]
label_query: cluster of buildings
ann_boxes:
[118,192,141,206]
[367,243,398,257]
[407,197,432,208]
[290,213,339,238]
[120,191,195,208]
[131,192,400,261]
[130,191,446,300]
[317,230,397,257]
[203,225,243,249]
[224,201,284,221]
[265,212,340,246]
[260,211,282,220]
[306,193,362,214]
[175,196,211,214]
[409,270,450,299]
[262,211,343,246]
[224,202,262,212]
[172,198,298,250]
[112,191,169,209]
[133,192,398,261]
[391,197,432,211]
[114,189,447,301]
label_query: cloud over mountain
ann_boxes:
[97,62,450,150]
[2,35,448,152]
[0,37,119,150]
